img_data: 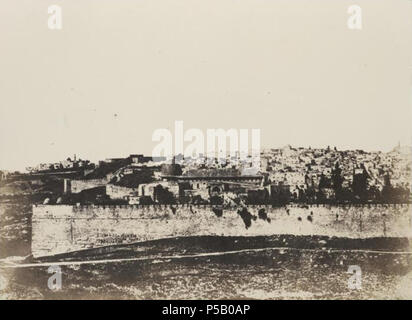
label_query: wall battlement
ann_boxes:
[33,203,411,210]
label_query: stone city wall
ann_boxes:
[32,203,412,258]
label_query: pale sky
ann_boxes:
[1,0,411,170]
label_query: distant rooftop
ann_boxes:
[182,168,241,177]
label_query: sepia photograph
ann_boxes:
[0,0,411,303]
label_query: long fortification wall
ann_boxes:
[32,204,412,258]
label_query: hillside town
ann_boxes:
[25,155,94,173]
[1,144,411,205]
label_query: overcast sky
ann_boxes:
[1,0,411,170]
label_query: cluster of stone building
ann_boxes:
[26,155,92,173]
[261,144,411,201]
[30,144,412,205]
[61,151,263,205]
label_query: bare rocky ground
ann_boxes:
[2,247,412,299]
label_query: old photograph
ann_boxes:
[0,0,411,301]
